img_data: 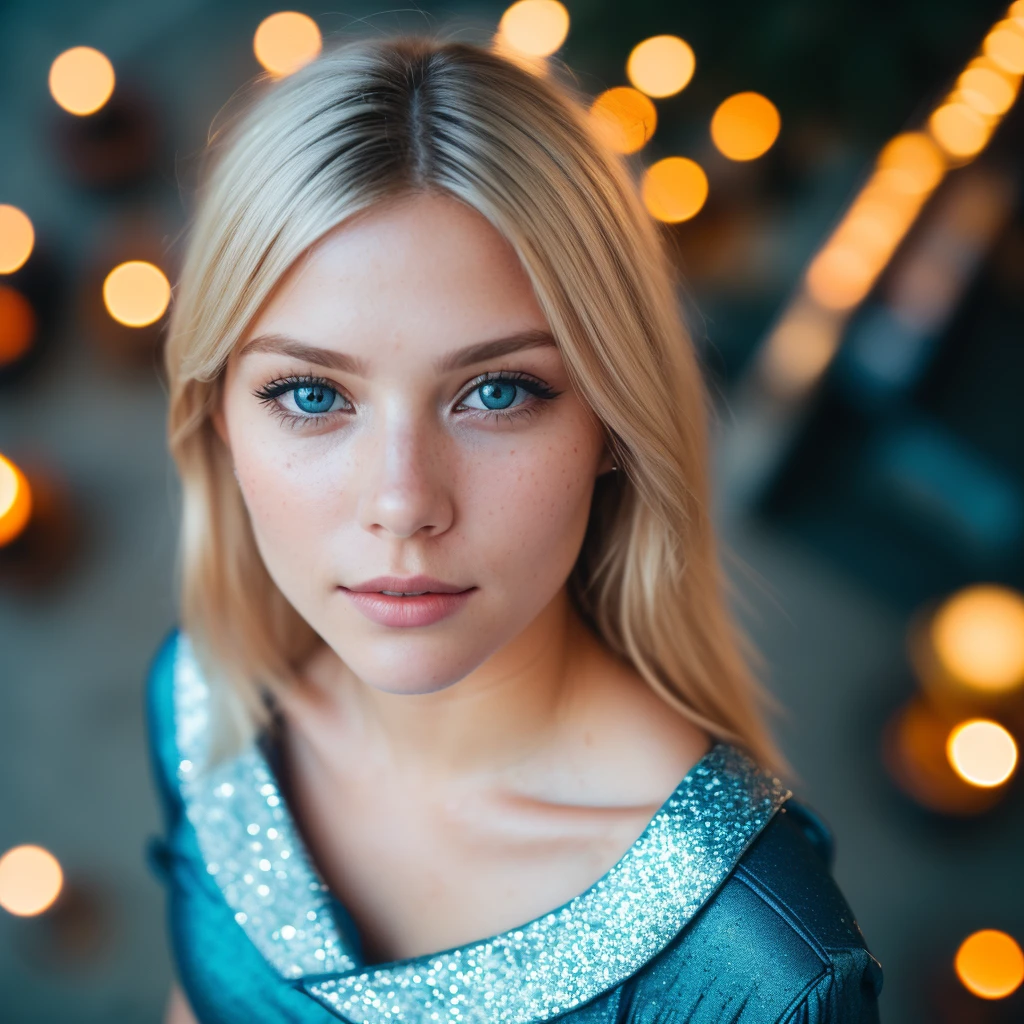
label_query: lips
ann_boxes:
[342,574,471,595]
[340,587,476,627]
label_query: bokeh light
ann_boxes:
[642,157,708,223]
[0,844,63,916]
[0,454,33,547]
[946,719,1018,787]
[48,46,115,116]
[955,930,1024,999]
[253,11,322,77]
[627,35,695,98]
[710,92,780,161]
[875,132,946,195]
[957,60,1019,116]
[929,101,993,159]
[0,204,35,274]
[0,285,37,367]
[931,585,1024,694]
[498,0,570,58]
[102,261,171,327]
[984,19,1024,75]
[590,87,657,154]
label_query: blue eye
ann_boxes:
[292,384,339,415]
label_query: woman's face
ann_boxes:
[215,192,612,696]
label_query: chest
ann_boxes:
[276,735,655,964]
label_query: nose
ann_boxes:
[355,407,454,541]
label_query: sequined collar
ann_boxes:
[171,632,791,1024]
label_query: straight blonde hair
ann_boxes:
[164,30,788,776]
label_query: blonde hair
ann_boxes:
[164,30,788,775]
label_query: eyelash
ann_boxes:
[251,369,562,432]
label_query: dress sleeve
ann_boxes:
[781,947,882,1024]
[143,626,188,887]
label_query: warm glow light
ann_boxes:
[0,845,63,916]
[929,102,993,158]
[955,930,1024,999]
[0,454,33,547]
[931,585,1024,693]
[498,0,570,58]
[590,87,657,154]
[253,11,322,77]
[48,46,115,115]
[710,92,780,161]
[876,133,946,195]
[761,303,842,397]
[805,243,878,310]
[0,286,37,366]
[984,19,1024,75]
[0,204,35,274]
[627,35,695,98]
[102,261,171,327]
[642,157,708,223]
[947,719,1018,787]
[957,62,1019,116]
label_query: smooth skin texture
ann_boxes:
[166,192,710,1022]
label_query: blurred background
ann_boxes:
[1,1,1023,1021]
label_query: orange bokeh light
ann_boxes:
[590,87,657,154]
[984,19,1024,75]
[642,157,708,223]
[710,92,780,161]
[931,584,1024,693]
[0,285,37,367]
[946,719,1018,787]
[48,46,115,116]
[253,11,322,77]
[0,454,33,547]
[955,930,1024,999]
[875,132,946,195]
[498,0,570,58]
[102,261,171,327]
[929,101,993,159]
[0,844,63,916]
[0,204,35,274]
[957,61,1019,116]
[627,35,695,98]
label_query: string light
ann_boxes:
[48,46,115,116]
[955,930,1024,999]
[930,584,1024,694]
[946,719,1018,787]
[0,286,36,367]
[497,0,569,58]
[253,12,322,77]
[0,205,34,274]
[710,92,780,161]
[102,261,171,327]
[642,157,708,222]
[0,845,63,916]
[627,36,695,98]
[590,87,657,154]
[0,454,32,547]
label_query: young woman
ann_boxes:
[145,32,883,1024]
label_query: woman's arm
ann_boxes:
[164,982,199,1024]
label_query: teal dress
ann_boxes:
[145,628,883,1023]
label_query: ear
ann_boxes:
[596,444,617,477]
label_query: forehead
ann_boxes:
[245,192,548,359]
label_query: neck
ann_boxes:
[299,587,599,780]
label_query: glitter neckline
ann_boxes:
[171,631,792,1023]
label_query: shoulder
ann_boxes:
[144,625,185,814]
[617,800,883,1023]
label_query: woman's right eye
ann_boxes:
[252,375,351,429]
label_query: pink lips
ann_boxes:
[339,575,476,627]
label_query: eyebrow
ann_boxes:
[238,328,557,375]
